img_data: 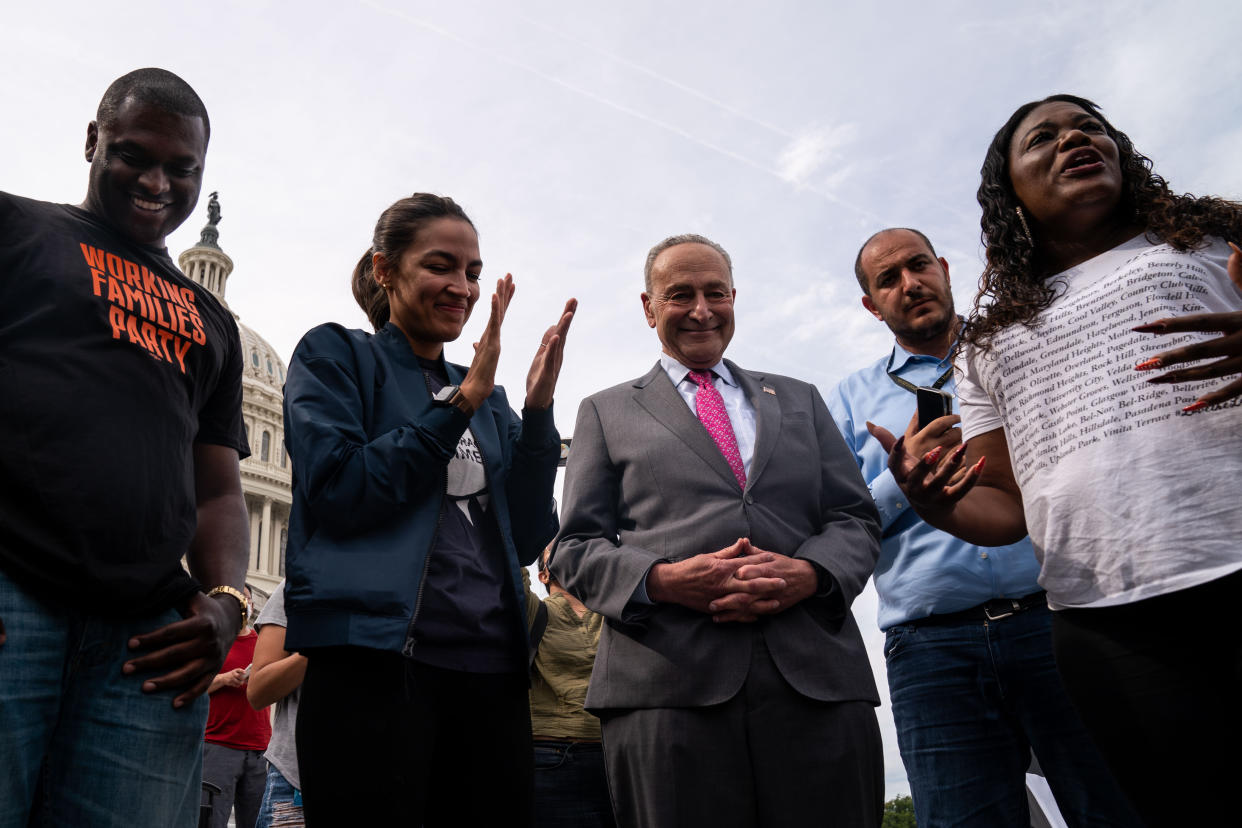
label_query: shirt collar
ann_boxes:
[888,321,962,374]
[659,353,739,388]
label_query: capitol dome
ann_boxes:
[179,193,292,600]
[239,322,287,392]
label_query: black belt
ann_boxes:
[910,591,1047,628]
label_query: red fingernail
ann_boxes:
[952,443,968,460]
[923,446,942,464]
[971,457,986,474]
[1182,401,1209,413]
[1131,322,1167,334]
[1134,357,1162,371]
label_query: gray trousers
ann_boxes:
[202,742,267,828]
[599,633,883,828]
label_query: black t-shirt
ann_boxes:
[0,193,249,615]
[405,357,524,673]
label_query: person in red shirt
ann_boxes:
[203,586,272,828]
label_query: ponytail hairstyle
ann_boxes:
[350,193,475,331]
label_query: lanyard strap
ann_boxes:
[885,348,954,394]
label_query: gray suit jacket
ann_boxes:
[552,359,882,711]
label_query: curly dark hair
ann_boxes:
[966,93,1242,349]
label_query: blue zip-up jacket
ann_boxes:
[281,322,560,656]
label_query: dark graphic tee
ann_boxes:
[405,357,523,673]
[0,193,249,615]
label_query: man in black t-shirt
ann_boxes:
[0,69,250,827]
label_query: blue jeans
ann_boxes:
[0,567,208,828]
[256,763,304,828]
[533,740,616,828]
[884,604,1139,827]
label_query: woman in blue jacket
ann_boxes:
[282,193,575,825]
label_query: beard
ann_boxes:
[889,299,956,346]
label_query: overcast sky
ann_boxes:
[6,0,1240,799]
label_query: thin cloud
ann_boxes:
[360,0,878,220]
[514,11,795,139]
[778,124,859,189]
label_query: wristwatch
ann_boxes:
[432,385,475,416]
[206,585,249,629]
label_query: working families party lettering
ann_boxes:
[80,243,207,373]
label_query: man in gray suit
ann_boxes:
[552,234,884,828]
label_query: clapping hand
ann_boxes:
[526,298,577,411]
[459,275,516,409]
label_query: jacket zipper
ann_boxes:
[470,427,534,650]
[403,370,450,653]
[463,424,523,636]
[402,372,524,655]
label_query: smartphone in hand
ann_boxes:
[916,387,954,430]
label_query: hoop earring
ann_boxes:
[1015,206,1033,245]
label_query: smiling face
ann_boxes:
[1007,100,1125,236]
[83,97,207,248]
[859,229,955,353]
[378,217,482,359]
[641,242,735,370]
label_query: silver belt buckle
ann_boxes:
[985,599,1021,622]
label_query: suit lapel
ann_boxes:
[728,360,779,488]
[633,362,740,490]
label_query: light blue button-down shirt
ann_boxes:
[826,340,1042,630]
[659,353,757,477]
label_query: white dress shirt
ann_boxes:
[658,353,757,477]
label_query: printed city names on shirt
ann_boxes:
[984,246,1223,480]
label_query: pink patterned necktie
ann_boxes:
[688,370,747,490]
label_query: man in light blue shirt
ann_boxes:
[827,228,1136,828]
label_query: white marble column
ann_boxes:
[260,497,273,574]
[270,515,284,577]
[248,507,262,571]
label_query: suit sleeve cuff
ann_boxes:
[620,560,665,623]
[806,561,846,621]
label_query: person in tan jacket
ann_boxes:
[525,548,613,828]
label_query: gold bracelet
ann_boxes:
[206,585,249,629]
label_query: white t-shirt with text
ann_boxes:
[957,235,1242,609]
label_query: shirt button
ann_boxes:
[895,502,905,510]
[980,552,989,559]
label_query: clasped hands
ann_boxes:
[646,538,819,623]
